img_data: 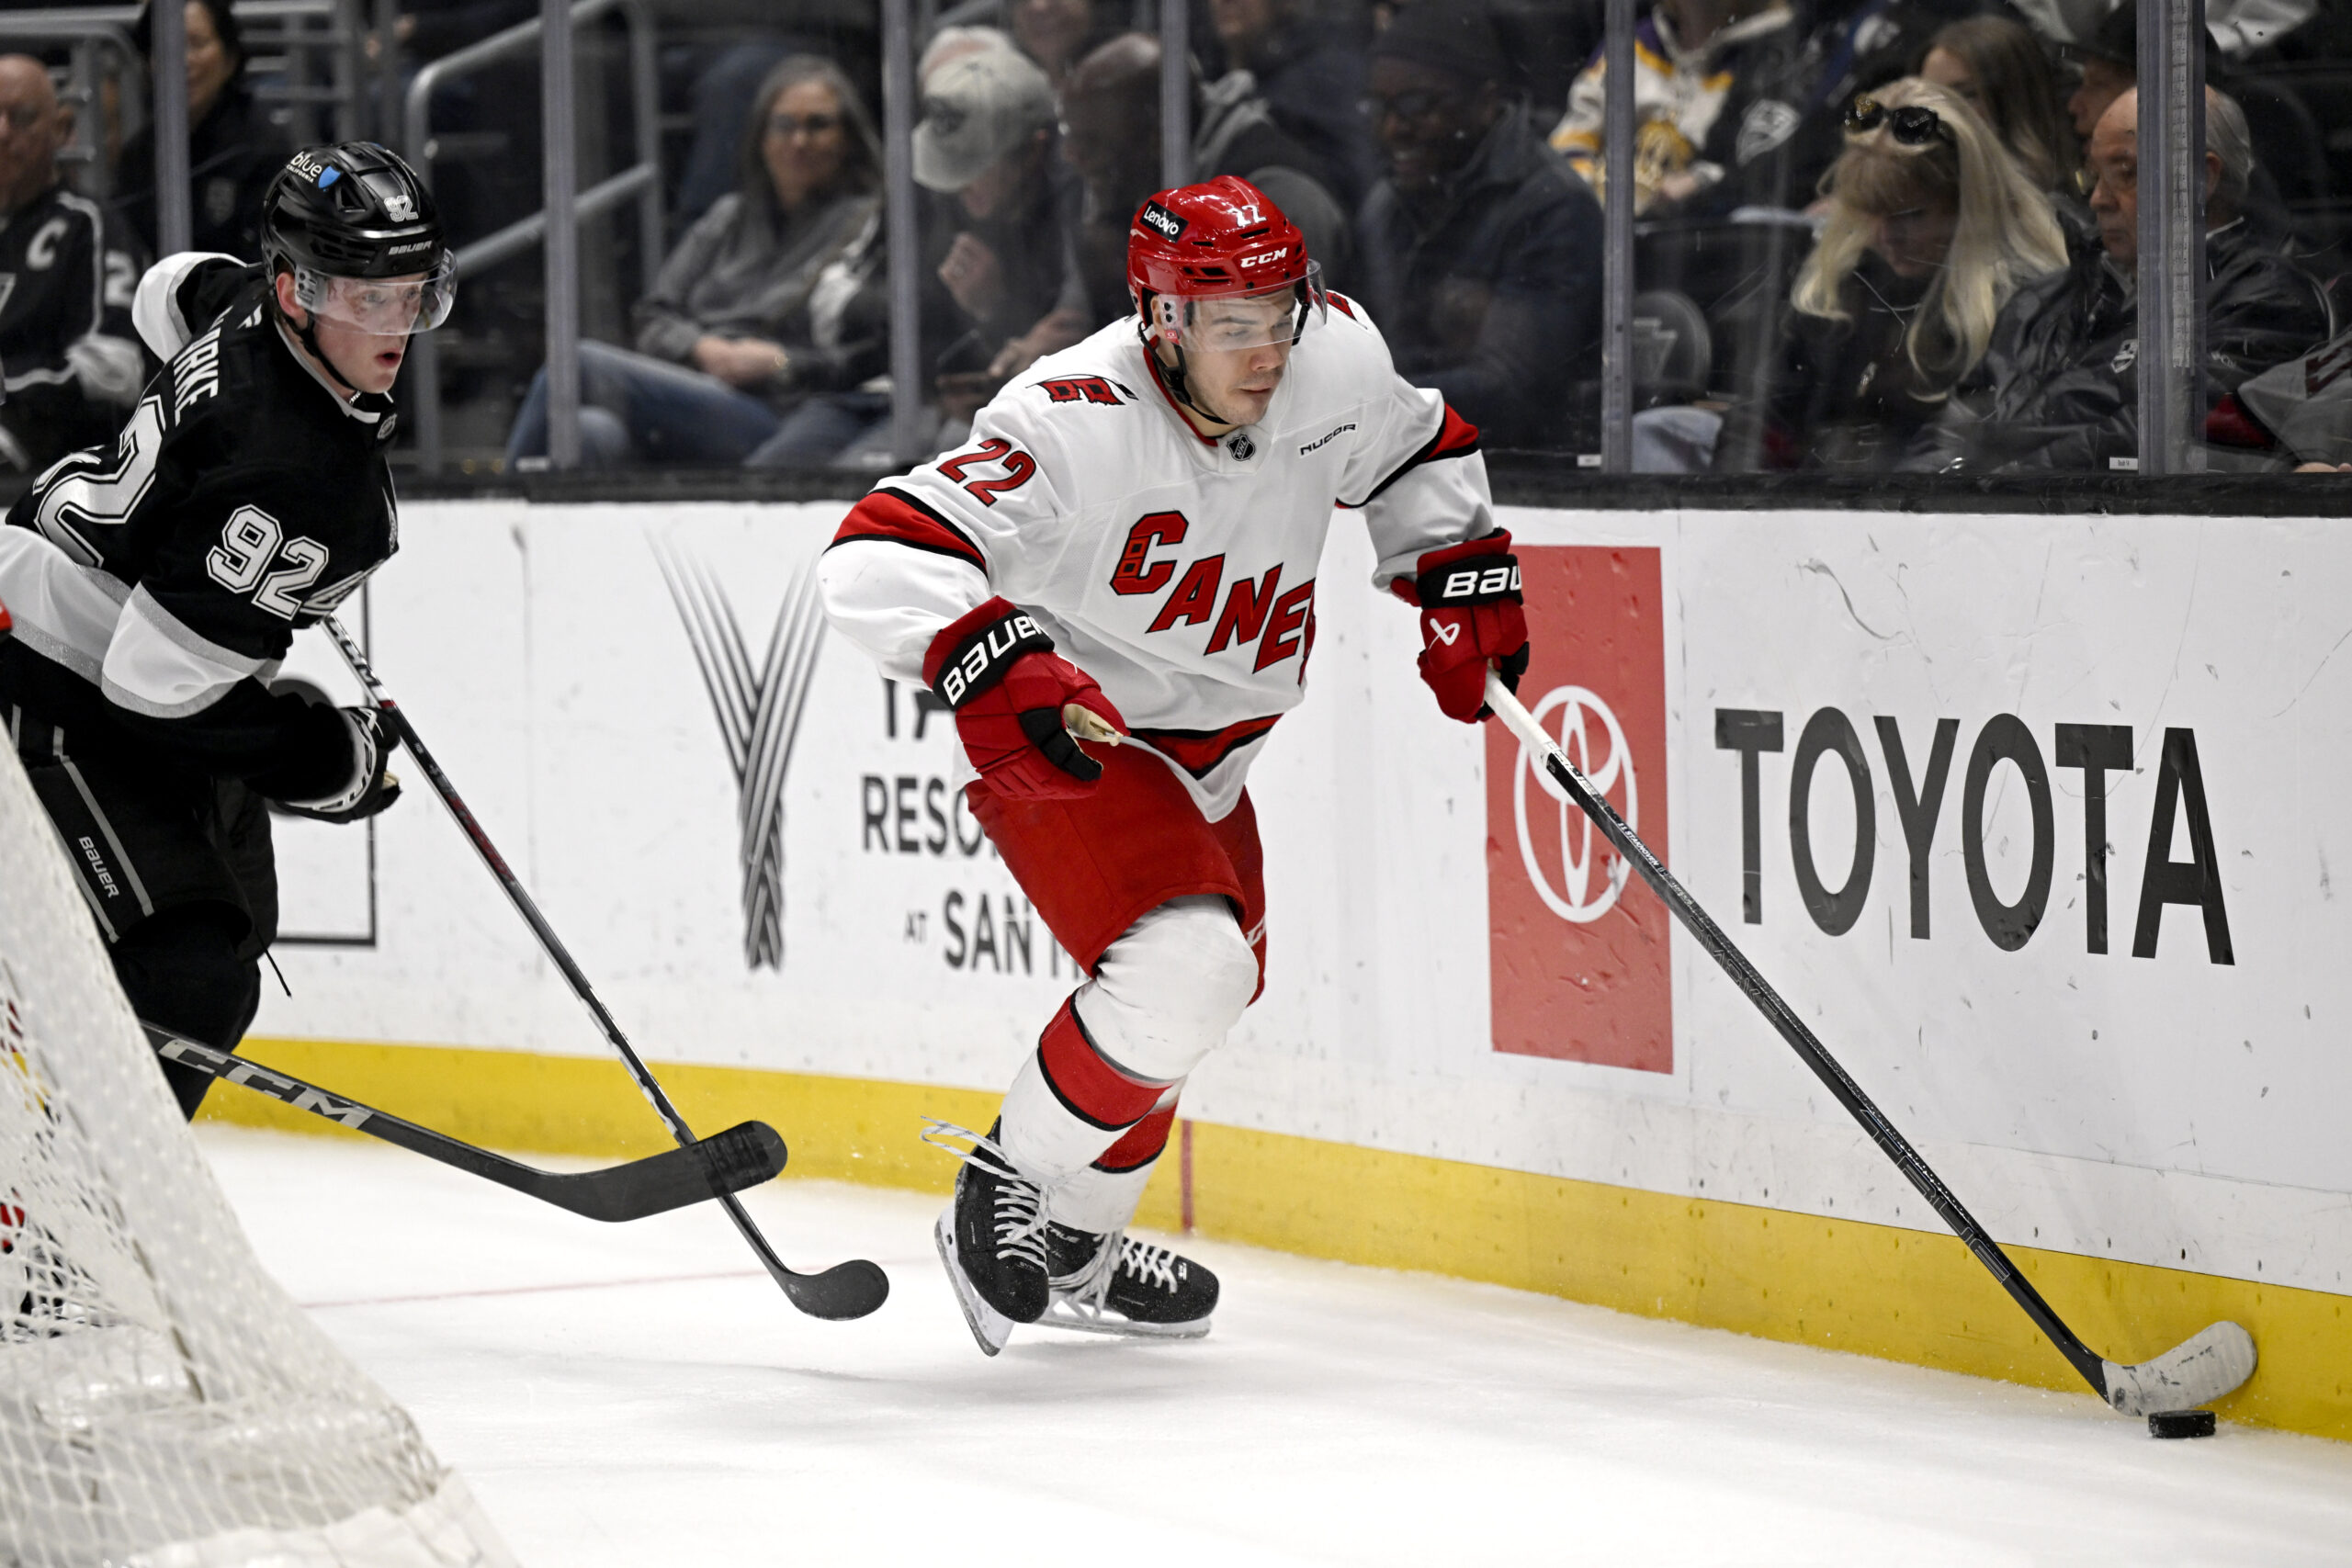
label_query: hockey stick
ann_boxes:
[146,1024,786,1222]
[1486,671,2255,1417]
[321,617,888,1320]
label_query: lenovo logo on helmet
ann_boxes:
[1138,201,1186,241]
[1239,248,1290,269]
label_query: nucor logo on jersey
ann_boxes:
[937,613,1046,706]
[1107,512,1315,677]
[1513,687,1636,923]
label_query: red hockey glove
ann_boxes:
[925,597,1127,800]
[1396,532,1530,723]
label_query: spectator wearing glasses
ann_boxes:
[1740,81,2068,471]
[115,0,292,264]
[0,57,144,473]
[752,36,1087,468]
[1358,2,1601,451]
[506,57,888,468]
[1932,85,2329,472]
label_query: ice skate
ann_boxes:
[1041,1223,1217,1339]
[925,1121,1052,1355]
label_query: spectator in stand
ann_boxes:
[506,57,888,468]
[1360,2,1601,449]
[1060,33,1352,323]
[114,0,291,263]
[1918,17,2077,195]
[913,45,1087,389]
[1927,85,2328,471]
[0,58,144,472]
[2212,327,2352,469]
[1548,0,1803,216]
[1758,81,2069,470]
[751,37,1087,467]
[933,0,1125,97]
[1209,0,1381,208]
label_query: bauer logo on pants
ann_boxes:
[1485,547,1672,1071]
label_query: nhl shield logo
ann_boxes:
[1227,433,1255,461]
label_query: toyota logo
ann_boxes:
[1512,685,1635,924]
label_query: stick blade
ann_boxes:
[2101,1322,2256,1416]
[694,1120,790,1196]
[780,1257,890,1321]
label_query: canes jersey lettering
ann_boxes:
[0,254,398,800]
[820,293,1492,818]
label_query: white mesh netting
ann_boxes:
[0,741,517,1567]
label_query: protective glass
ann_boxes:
[1152,264,1326,354]
[294,255,458,334]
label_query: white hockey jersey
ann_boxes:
[819,293,1495,818]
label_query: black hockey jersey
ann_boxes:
[0,254,397,803]
[0,183,144,471]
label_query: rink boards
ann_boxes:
[228,498,2352,1439]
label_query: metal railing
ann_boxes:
[401,0,662,471]
[0,17,144,199]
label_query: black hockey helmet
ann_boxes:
[264,141,454,333]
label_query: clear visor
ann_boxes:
[294,256,457,335]
[1151,263,1325,353]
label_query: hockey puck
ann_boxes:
[2148,1409,2217,1439]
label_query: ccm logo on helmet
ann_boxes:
[1238,248,1290,269]
[1138,201,1186,241]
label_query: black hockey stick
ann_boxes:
[1487,672,2255,1417]
[147,1024,786,1222]
[322,617,888,1320]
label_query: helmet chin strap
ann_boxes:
[1136,308,1236,430]
[273,288,363,397]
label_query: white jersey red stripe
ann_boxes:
[819,294,1497,818]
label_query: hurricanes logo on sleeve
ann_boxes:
[656,538,827,971]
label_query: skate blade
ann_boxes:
[1038,1298,1213,1340]
[933,1209,1014,1357]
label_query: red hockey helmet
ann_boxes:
[1127,175,1325,353]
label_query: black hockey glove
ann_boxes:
[277,705,401,824]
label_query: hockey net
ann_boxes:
[0,742,516,1565]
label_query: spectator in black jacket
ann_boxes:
[1358,3,1602,450]
[1210,0,1381,208]
[1060,33,1352,323]
[1928,86,2330,472]
[0,58,144,472]
[115,1,291,263]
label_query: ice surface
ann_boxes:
[198,1124,2352,1566]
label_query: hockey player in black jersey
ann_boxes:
[0,141,453,1117]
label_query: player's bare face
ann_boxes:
[1166,294,1295,431]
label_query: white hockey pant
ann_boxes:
[997,896,1257,1232]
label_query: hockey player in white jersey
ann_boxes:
[820,175,1529,1354]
